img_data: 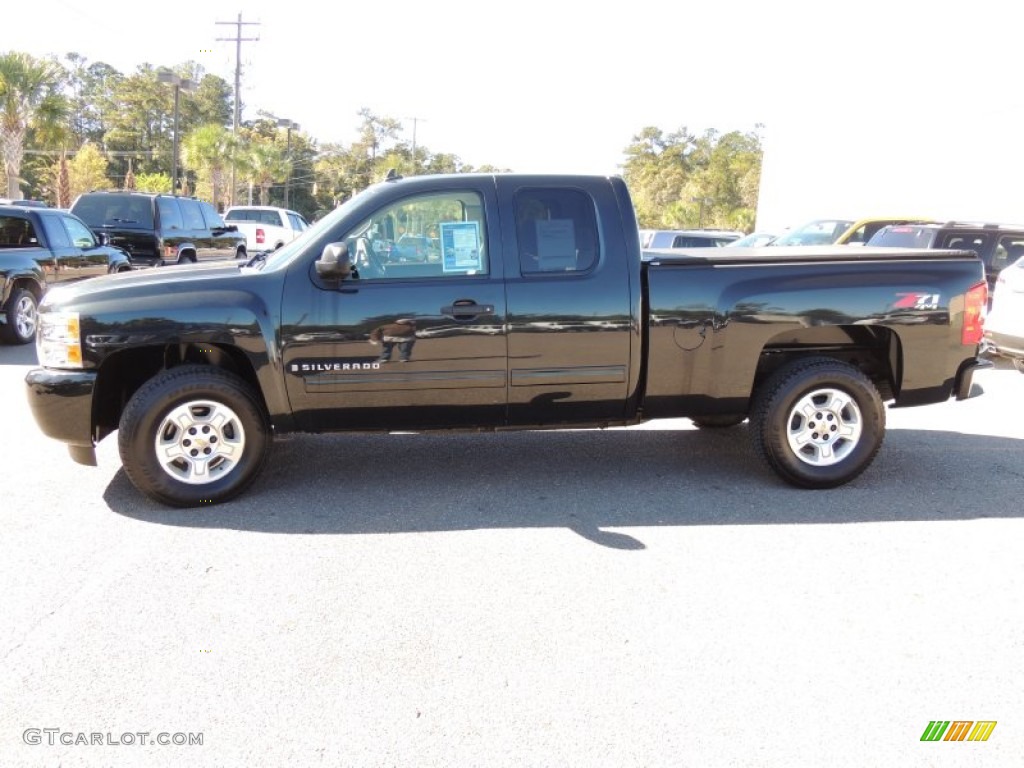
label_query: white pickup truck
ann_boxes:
[223,206,310,253]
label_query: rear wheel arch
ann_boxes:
[753,325,901,403]
[749,355,886,488]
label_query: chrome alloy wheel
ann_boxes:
[14,294,37,339]
[785,387,863,466]
[154,400,247,484]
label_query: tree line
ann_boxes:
[1,50,761,228]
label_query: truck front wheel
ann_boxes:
[750,357,885,488]
[118,365,270,507]
[1,288,38,344]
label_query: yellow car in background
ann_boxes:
[771,217,937,246]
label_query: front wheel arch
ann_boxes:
[117,364,271,507]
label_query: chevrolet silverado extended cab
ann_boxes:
[25,174,989,507]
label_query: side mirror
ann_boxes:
[97,232,110,246]
[315,242,353,279]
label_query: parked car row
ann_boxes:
[223,205,310,254]
[0,203,133,344]
[70,191,247,267]
[1,191,254,344]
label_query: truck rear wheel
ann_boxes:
[118,365,270,507]
[750,356,885,488]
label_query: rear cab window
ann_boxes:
[514,187,600,274]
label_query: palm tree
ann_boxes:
[182,123,239,207]
[0,52,67,199]
[242,141,290,205]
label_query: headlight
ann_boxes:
[37,311,83,368]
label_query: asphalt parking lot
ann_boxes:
[2,341,1022,767]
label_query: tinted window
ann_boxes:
[71,194,154,229]
[157,198,184,230]
[224,209,251,222]
[0,215,38,246]
[993,235,1024,272]
[61,215,96,248]
[199,201,225,229]
[515,187,599,273]
[40,214,71,248]
[178,199,207,230]
[939,233,990,255]
[671,235,730,248]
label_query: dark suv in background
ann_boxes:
[70,192,247,267]
[867,221,1024,293]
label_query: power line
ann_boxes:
[216,12,260,206]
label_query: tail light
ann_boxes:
[256,228,265,244]
[962,281,987,345]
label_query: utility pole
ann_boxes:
[405,116,426,174]
[216,12,260,206]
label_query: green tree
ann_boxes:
[67,142,112,199]
[622,124,762,231]
[182,123,235,208]
[241,140,290,205]
[0,51,68,198]
[101,62,232,184]
[62,53,122,147]
[134,171,172,194]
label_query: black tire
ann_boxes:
[236,246,247,259]
[177,251,197,264]
[117,365,270,507]
[1,287,39,345]
[750,356,885,489]
[691,414,746,429]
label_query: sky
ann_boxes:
[9,0,1024,227]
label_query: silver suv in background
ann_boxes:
[640,229,742,248]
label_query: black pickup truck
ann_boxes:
[0,205,131,343]
[24,174,990,507]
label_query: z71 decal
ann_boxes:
[893,292,941,310]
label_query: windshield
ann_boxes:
[867,226,938,248]
[728,232,776,247]
[257,194,365,269]
[771,219,854,246]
